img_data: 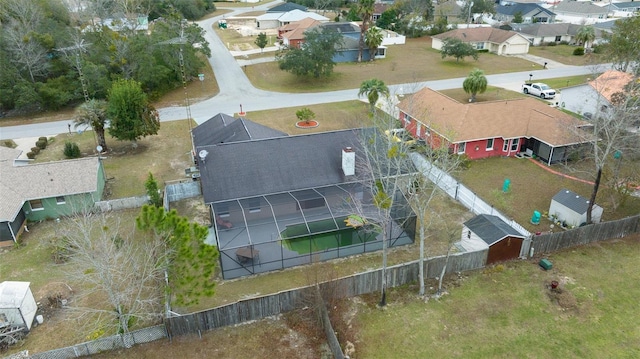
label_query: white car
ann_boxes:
[522,82,557,99]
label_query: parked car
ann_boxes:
[522,82,556,99]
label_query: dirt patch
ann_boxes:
[546,280,578,312]
[170,196,210,227]
[33,282,74,321]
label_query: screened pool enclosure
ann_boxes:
[211,183,416,279]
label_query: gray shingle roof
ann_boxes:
[464,214,525,246]
[196,129,363,203]
[267,2,307,13]
[192,113,288,147]
[497,3,555,16]
[553,1,609,15]
[552,189,591,214]
[0,146,101,221]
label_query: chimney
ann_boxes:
[342,147,355,176]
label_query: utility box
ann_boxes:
[539,258,553,271]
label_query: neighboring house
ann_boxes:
[434,0,463,22]
[256,9,328,29]
[431,27,531,55]
[278,17,321,45]
[83,14,149,32]
[0,147,106,245]
[495,3,556,23]
[267,2,307,13]
[588,70,635,110]
[396,87,592,165]
[560,70,635,118]
[551,1,610,25]
[549,189,603,226]
[463,214,525,265]
[0,281,38,332]
[373,3,390,21]
[193,125,416,279]
[608,2,640,18]
[512,22,603,45]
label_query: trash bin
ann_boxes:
[539,258,552,270]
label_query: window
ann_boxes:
[248,198,261,213]
[503,140,509,152]
[402,112,411,125]
[555,36,561,42]
[486,138,494,150]
[56,196,66,204]
[474,42,485,50]
[29,199,44,211]
[457,142,466,154]
[511,138,520,152]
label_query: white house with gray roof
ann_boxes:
[549,189,603,227]
[552,1,610,24]
[0,147,105,244]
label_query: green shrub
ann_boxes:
[36,139,47,149]
[38,136,47,142]
[63,141,81,158]
[30,146,40,155]
[559,40,569,45]
[2,139,17,148]
[573,47,584,56]
[546,41,557,46]
[26,151,36,159]
[592,45,603,54]
[477,49,489,53]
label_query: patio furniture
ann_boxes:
[236,246,259,264]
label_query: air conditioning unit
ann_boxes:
[191,173,201,179]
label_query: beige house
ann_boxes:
[432,27,530,55]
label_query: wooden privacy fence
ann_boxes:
[531,215,640,255]
[164,249,488,338]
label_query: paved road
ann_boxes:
[0,3,611,140]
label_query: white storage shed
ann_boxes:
[549,189,603,227]
[0,281,38,331]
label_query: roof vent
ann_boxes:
[342,147,355,176]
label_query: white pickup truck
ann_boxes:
[522,82,556,99]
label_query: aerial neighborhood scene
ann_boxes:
[1,0,640,357]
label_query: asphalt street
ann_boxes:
[0,2,610,140]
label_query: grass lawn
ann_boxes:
[457,157,640,233]
[439,85,527,103]
[528,44,605,66]
[32,120,194,198]
[246,37,542,93]
[355,234,640,358]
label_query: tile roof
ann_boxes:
[397,87,590,146]
[464,214,524,246]
[432,27,526,44]
[588,70,634,103]
[0,146,101,221]
[196,129,364,203]
[279,17,321,33]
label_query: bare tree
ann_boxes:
[576,73,639,223]
[347,91,418,306]
[59,210,166,335]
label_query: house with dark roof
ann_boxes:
[267,2,307,13]
[0,147,106,245]
[193,119,416,279]
[549,189,603,227]
[463,214,525,264]
[511,22,603,46]
[431,27,531,55]
[495,3,556,23]
[396,87,593,165]
[552,1,609,25]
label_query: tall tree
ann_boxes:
[358,78,390,111]
[440,38,479,62]
[462,68,488,102]
[364,26,384,61]
[277,27,343,78]
[575,25,596,51]
[74,99,109,151]
[603,17,640,73]
[255,32,268,53]
[513,11,523,24]
[106,79,160,146]
[61,211,166,335]
[136,205,219,307]
[356,0,375,63]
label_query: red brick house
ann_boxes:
[397,87,591,164]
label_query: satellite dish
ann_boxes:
[96,145,103,153]
[198,150,209,162]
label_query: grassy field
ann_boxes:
[32,120,194,198]
[528,44,605,67]
[355,234,640,358]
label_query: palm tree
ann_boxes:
[462,68,488,102]
[74,99,109,151]
[364,26,384,61]
[358,78,390,110]
[356,0,375,63]
[575,25,596,51]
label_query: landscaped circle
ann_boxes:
[295,120,319,129]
